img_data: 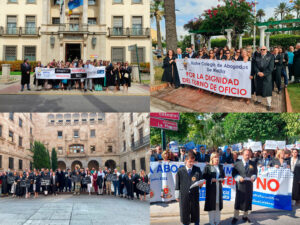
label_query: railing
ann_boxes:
[20,27,40,35]
[66,152,86,158]
[58,23,89,33]
[0,27,40,36]
[131,134,150,151]
[108,27,150,37]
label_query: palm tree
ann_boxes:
[164,0,178,51]
[256,9,266,22]
[275,2,289,20]
[150,0,164,53]
[293,0,300,18]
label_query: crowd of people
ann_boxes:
[20,58,132,92]
[0,167,149,201]
[152,145,300,225]
[161,43,300,111]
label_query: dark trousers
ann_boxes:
[272,69,282,91]
[21,84,30,91]
[120,183,125,195]
[288,64,293,80]
[282,66,288,85]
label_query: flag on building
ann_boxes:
[60,0,64,16]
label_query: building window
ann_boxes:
[90,129,95,137]
[30,142,33,149]
[9,112,14,121]
[112,16,123,35]
[88,18,97,25]
[132,0,142,3]
[0,155,2,168]
[122,122,125,131]
[18,136,22,147]
[4,46,17,61]
[131,134,134,147]
[19,159,23,170]
[25,16,36,34]
[131,47,145,63]
[124,162,127,172]
[111,47,125,63]
[74,130,79,138]
[82,118,87,123]
[132,160,136,171]
[8,0,18,3]
[27,0,36,3]
[7,16,17,35]
[123,140,126,152]
[132,16,142,33]
[88,0,96,5]
[58,147,63,155]
[139,128,144,144]
[9,157,14,170]
[19,118,23,127]
[113,0,123,3]
[50,120,55,125]
[90,145,95,153]
[57,131,63,139]
[0,125,2,137]
[23,46,36,61]
[69,144,84,153]
[52,17,60,24]
[140,157,146,171]
[30,162,33,170]
[9,130,14,142]
[107,145,113,153]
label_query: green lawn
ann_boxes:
[0,71,22,75]
[288,83,300,112]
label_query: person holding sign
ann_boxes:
[269,149,290,168]
[175,151,203,225]
[291,149,300,205]
[203,153,225,225]
[231,149,257,224]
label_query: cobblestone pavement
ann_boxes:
[0,194,149,225]
[151,87,286,113]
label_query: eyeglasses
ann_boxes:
[261,49,267,51]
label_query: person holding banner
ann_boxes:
[253,46,275,111]
[175,151,203,225]
[291,149,300,205]
[208,50,216,60]
[232,149,257,224]
[162,50,178,88]
[269,149,290,168]
[84,60,94,92]
[203,153,225,225]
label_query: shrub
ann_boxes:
[0,61,38,72]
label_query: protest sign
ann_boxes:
[176,59,251,98]
[248,141,262,152]
[169,141,179,153]
[184,141,195,150]
[7,176,15,184]
[265,140,286,150]
[82,176,91,184]
[231,143,242,151]
[136,182,150,194]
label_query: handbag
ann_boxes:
[124,73,129,79]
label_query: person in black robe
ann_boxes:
[0,172,8,196]
[161,50,178,88]
[175,151,203,225]
[34,171,41,198]
[105,63,114,90]
[291,149,300,205]
[132,170,140,199]
[272,47,283,94]
[21,58,31,91]
[97,169,104,195]
[51,172,58,196]
[203,152,225,225]
[16,173,25,198]
[232,149,258,224]
[42,170,50,195]
[253,46,275,111]
[125,172,134,200]
[293,43,300,83]
[120,62,132,92]
[137,170,149,201]
[57,169,65,193]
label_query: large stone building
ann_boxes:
[0,0,151,64]
[0,113,150,173]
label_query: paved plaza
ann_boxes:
[0,194,149,225]
[151,201,300,225]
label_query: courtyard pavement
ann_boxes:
[0,194,149,225]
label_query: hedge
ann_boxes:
[0,61,38,72]
[211,34,300,49]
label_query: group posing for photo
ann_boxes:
[161,43,300,111]
[0,167,149,201]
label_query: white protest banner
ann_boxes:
[296,141,300,149]
[176,59,251,98]
[150,162,293,210]
[265,140,286,150]
[86,66,105,78]
[248,141,262,152]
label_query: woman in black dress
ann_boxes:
[121,62,132,92]
[138,170,149,201]
[26,172,33,198]
[105,62,115,92]
[125,172,134,200]
[161,50,177,88]
[232,49,243,61]
[16,172,25,198]
[291,149,300,205]
[216,48,226,60]
[34,171,41,198]
[0,172,8,196]
[203,153,225,225]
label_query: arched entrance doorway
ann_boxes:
[71,160,83,171]
[105,160,116,170]
[58,161,66,170]
[88,160,99,170]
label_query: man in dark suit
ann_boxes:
[232,149,258,224]
[119,170,126,198]
[21,58,31,91]
[175,151,203,225]
[272,47,283,94]
[221,147,234,164]
[257,150,271,167]
[132,170,140,199]
[198,146,209,163]
[56,168,65,193]
[50,172,58,196]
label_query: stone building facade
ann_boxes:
[0,0,150,64]
[0,113,150,173]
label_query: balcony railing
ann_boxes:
[0,27,40,36]
[108,27,150,37]
[58,23,89,33]
[131,134,150,151]
[66,152,86,158]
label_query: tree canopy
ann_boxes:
[32,141,51,169]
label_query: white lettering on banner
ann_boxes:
[176,59,251,98]
[150,162,293,210]
[35,67,105,79]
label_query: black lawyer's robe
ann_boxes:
[21,63,31,85]
[1,175,8,194]
[161,56,178,85]
[292,158,300,201]
[203,164,225,211]
[175,166,202,225]
[232,160,257,211]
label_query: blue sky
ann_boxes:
[152,0,297,40]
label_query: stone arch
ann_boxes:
[88,160,99,170]
[105,159,116,170]
[71,160,83,171]
[58,161,66,170]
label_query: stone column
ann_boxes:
[208,37,211,50]
[191,33,195,47]
[225,29,233,49]
[239,33,244,49]
[42,0,49,25]
[82,0,88,25]
[99,0,106,25]
[265,32,271,50]
[0,64,11,83]
[259,26,267,47]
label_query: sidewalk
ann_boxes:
[151,87,286,112]
[151,201,300,225]
[0,76,149,96]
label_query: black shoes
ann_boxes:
[242,217,251,223]
[267,106,272,111]
[231,218,238,224]
[254,101,261,105]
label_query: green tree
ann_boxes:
[32,141,51,169]
[257,9,266,22]
[281,113,300,142]
[293,0,300,18]
[164,0,178,51]
[151,0,164,53]
[51,148,58,171]
[275,2,289,20]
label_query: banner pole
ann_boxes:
[161,129,166,150]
